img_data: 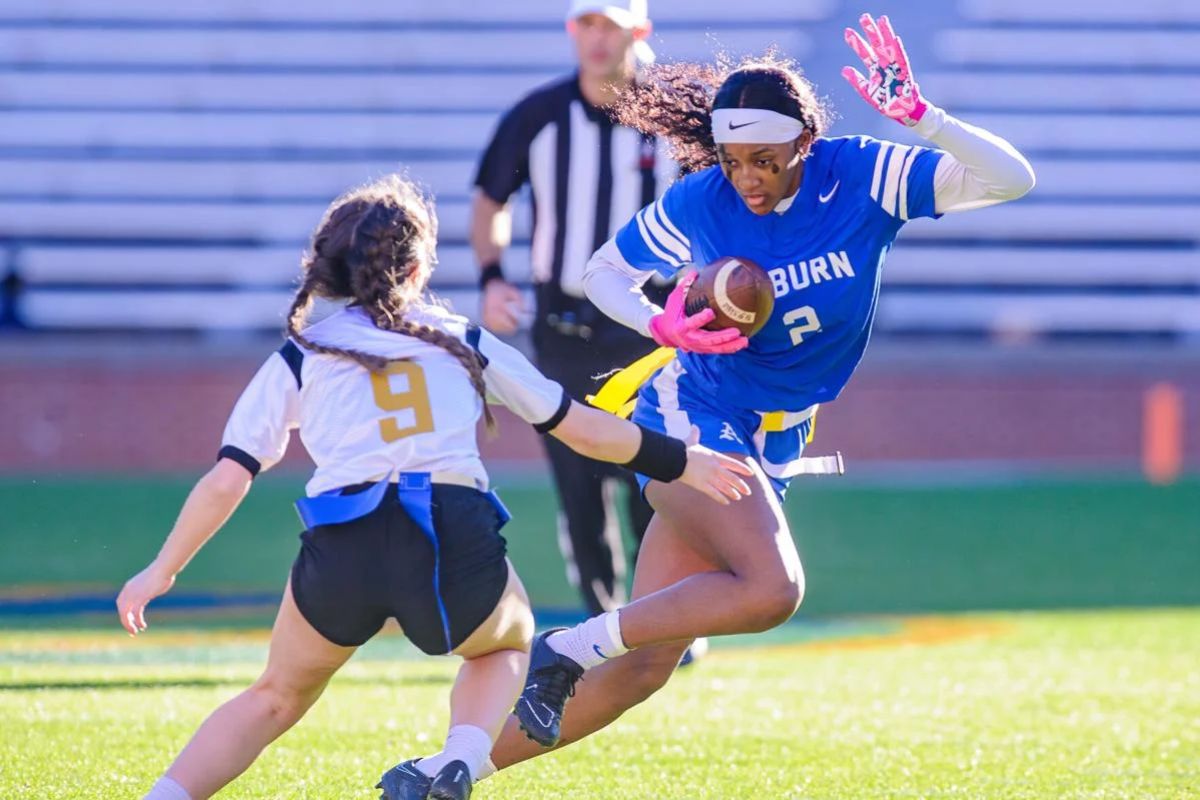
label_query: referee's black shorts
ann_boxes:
[290,483,509,654]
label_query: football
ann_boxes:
[684,256,775,337]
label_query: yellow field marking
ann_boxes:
[3,616,1007,658]
[730,615,1010,658]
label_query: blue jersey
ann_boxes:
[614,135,944,413]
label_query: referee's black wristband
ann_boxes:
[479,262,505,289]
[623,427,688,483]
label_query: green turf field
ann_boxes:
[1,474,1197,797]
[2,473,1197,616]
[1,609,1198,799]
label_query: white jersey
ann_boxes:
[220,304,568,496]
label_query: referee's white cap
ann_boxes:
[567,0,648,28]
[567,0,655,62]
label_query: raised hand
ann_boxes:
[842,13,928,127]
[649,272,749,354]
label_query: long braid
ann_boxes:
[395,318,496,432]
[284,174,496,431]
[288,257,390,371]
[357,293,496,433]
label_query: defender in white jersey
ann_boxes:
[116,175,751,800]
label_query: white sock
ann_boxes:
[144,776,191,800]
[546,610,629,670]
[415,724,494,782]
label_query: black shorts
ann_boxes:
[290,483,509,654]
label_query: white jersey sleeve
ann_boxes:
[914,105,1037,214]
[472,326,570,431]
[582,238,662,338]
[219,343,302,475]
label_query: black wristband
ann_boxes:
[624,427,687,483]
[479,262,505,289]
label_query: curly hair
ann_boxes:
[612,52,832,175]
[286,174,495,430]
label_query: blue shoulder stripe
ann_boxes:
[278,340,304,389]
[465,323,489,368]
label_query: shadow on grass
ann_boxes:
[0,673,453,692]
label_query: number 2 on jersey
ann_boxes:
[369,362,434,442]
[783,305,822,345]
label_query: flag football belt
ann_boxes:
[585,346,817,440]
[294,471,510,531]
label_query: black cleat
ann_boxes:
[428,759,472,800]
[514,628,584,747]
[376,759,431,800]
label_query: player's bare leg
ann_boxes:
[490,510,715,769]
[155,580,355,800]
[447,562,534,738]
[616,459,803,646]
[378,562,533,799]
[508,458,803,748]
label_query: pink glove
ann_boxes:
[842,13,928,127]
[649,272,749,355]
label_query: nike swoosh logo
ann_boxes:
[728,121,757,130]
[592,644,610,660]
[522,698,554,727]
[819,180,840,203]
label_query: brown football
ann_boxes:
[683,256,775,337]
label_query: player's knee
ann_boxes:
[743,572,804,631]
[249,675,315,726]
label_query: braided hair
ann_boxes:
[612,52,832,175]
[286,174,495,430]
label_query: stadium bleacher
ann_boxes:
[2,0,1197,338]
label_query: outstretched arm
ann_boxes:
[470,324,752,501]
[116,347,298,635]
[548,399,753,505]
[843,12,1035,213]
[116,458,254,635]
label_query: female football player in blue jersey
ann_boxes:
[478,12,1036,775]
[115,175,751,800]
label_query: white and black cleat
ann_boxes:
[377,758,431,800]
[428,759,472,800]
[514,628,584,747]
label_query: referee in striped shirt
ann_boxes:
[471,0,674,616]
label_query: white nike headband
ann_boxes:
[711,108,806,145]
